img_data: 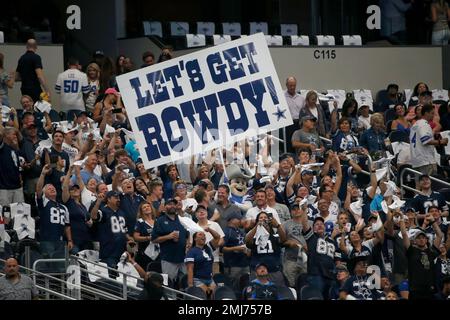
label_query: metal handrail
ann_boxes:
[71,255,203,300]
[30,258,129,300]
[0,258,74,300]
[400,167,450,203]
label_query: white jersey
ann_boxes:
[55,68,90,112]
[410,119,436,167]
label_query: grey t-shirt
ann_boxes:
[291,129,322,148]
[0,274,38,300]
[282,219,307,261]
[272,203,291,224]
[210,201,243,230]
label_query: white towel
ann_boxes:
[254,225,270,248]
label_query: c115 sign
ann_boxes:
[116,33,292,169]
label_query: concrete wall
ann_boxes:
[0,44,64,109]
[175,46,443,92]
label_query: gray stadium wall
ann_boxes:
[0,44,64,110]
[172,45,443,93]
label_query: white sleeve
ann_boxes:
[55,74,62,93]
[417,121,433,145]
[210,221,225,238]
[362,239,375,251]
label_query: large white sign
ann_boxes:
[116,33,291,169]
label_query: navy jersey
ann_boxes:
[63,198,91,245]
[95,206,128,261]
[119,193,145,236]
[246,279,279,300]
[250,233,282,272]
[134,218,153,253]
[222,226,249,268]
[332,131,359,153]
[37,196,70,241]
[434,253,450,292]
[411,192,449,215]
[44,147,70,173]
[151,214,188,264]
[302,227,337,279]
[340,275,382,300]
[0,142,22,190]
[184,246,214,280]
[274,174,290,205]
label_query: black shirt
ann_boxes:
[407,245,439,291]
[16,50,42,92]
[0,141,22,189]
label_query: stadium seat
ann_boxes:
[342,35,362,46]
[170,21,189,36]
[299,285,324,300]
[238,273,250,297]
[186,286,207,300]
[196,22,215,36]
[432,89,449,102]
[213,273,232,288]
[326,89,346,110]
[316,35,335,46]
[214,285,237,300]
[295,273,309,293]
[249,22,268,35]
[186,34,206,48]
[222,22,241,36]
[278,286,296,300]
[353,89,374,111]
[212,34,231,45]
[265,35,283,46]
[280,24,298,36]
[143,21,163,38]
[33,31,52,44]
[290,35,310,46]
[178,273,188,290]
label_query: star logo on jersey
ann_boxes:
[262,289,273,298]
[272,107,287,121]
[237,234,245,245]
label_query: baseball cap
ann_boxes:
[166,198,178,205]
[414,229,428,240]
[336,264,348,273]
[403,207,417,214]
[313,216,325,225]
[227,212,243,222]
[418,174,430,181]
[70,184,80,190]
[255,262,269,271]
[105,88,119,95]
[290,202,301,210]
[302,115,317,123]
[106,190,121,198]
[301,169,314,176]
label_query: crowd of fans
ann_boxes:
[0,38,450,301]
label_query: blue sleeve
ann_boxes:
[340,277,352,293]
[184,248,196,263]
[398,280,409,292]
[359,131,368,149]
[332,135,340,152]
[134,221,143,233]
[151,219,164,240]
